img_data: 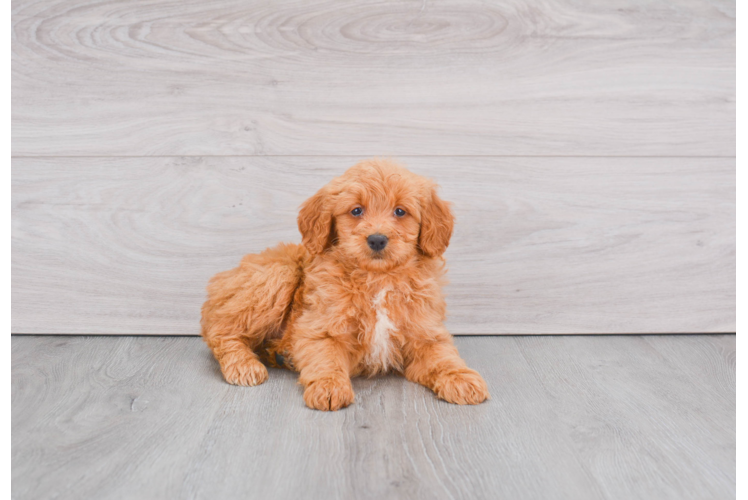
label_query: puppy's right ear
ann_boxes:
[298,186,335,255]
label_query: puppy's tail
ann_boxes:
[200,243,309,357]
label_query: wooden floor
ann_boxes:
[12,335,735,500]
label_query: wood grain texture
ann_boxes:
[11,336,231,499]
[11,0,735,156]
[643,334,735,405]
[514,334,735,500]
[11,335,736,499]
[11,156,735,334]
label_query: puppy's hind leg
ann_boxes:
[201,243,308,386]
[206,324,269,386]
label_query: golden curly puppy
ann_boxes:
[201,159,489,411]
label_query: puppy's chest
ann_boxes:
[359,288,403,373]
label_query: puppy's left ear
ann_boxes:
[418,185,454,258]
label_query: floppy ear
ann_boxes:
[298,186,336,255]
[418,185,454,258]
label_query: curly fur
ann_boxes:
[201,159,489,410]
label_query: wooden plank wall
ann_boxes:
[11,0,735,334]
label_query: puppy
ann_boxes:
[201,159,489,411]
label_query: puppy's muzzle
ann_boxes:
[367,233,388,252]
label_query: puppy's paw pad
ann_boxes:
[304,378,354,411]
[221,358,268,387]
[434,369,490,405]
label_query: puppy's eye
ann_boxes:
[351,207,364,217]
[394,208,406,217]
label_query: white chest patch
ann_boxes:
[367,288,397,371]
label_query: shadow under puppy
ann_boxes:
[201,159,489,411]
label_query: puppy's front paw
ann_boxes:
[433,369,490,405]
[221,356,269,387]
[304,377,355,411]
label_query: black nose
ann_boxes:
[367,233,388,252]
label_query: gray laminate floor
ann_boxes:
[12,335,735,500]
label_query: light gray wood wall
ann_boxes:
[11,0,735,334]
[12,0,735,156]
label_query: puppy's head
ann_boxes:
[298,159,454,271]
